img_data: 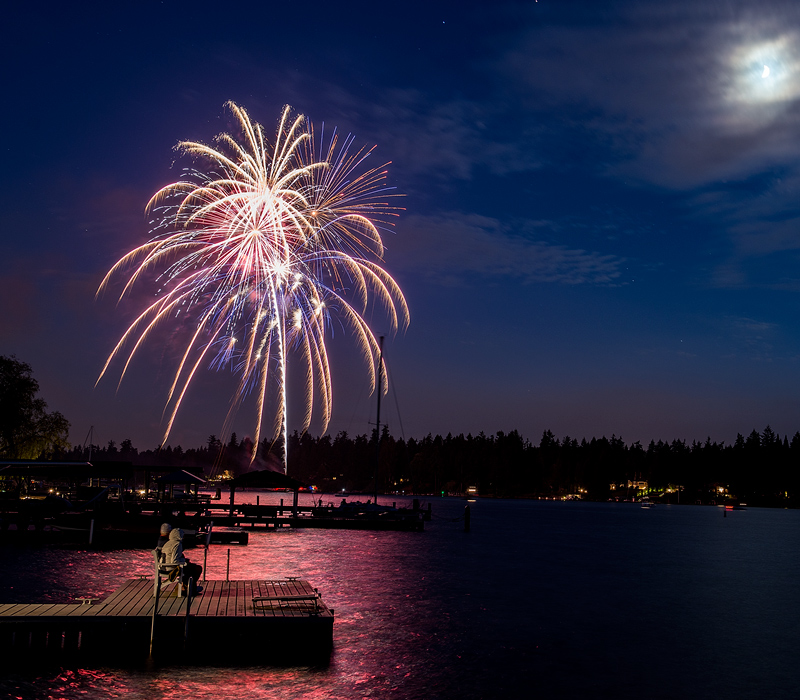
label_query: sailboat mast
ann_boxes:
[374,336,384,504]
[84,425,94,462]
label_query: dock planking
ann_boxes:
[0,577,333,663]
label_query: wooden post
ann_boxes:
[152,549,161,597]
[256,495,260,506]
[464,504,471,532]
[183,577,193,651]
[202,521,212,583]
[292,489,299,517]
[88,519,94,545]
[229,484,236,517]
[226,548,231,582]
[150,551,162,658]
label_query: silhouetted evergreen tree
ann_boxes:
[43,421,800,506]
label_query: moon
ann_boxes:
[762,65,770,78]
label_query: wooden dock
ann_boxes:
[35,502,426,545]
[0,578,333,664]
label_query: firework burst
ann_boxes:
[98,102,409,469]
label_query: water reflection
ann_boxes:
[2,497,800,699]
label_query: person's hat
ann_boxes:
[160,523,172,535]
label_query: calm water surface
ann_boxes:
[1,496,798,699]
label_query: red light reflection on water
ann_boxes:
[1,668,132,700]
[3,496,799,699]
[1,492,463,700]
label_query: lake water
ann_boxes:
[1,496,799,699]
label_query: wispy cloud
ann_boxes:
[498,0,800,188]
[239,75,541,185]
[684,170,800,286]
[719,314,779,360]
[390,212,625,285]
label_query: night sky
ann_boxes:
[4,0,800,452]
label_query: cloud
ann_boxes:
[344,90,542,181]
[499,0,800,188]
[390,212,625,285]
[720,315,778,360]
[730,316,777,334]
[684,169,800,286]
[237,75,541,186]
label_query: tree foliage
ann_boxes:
[0,356,70,459]
[58,417,800,507]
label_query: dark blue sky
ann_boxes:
[4,0,800,451]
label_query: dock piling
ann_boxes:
[228,484,236,517]
[226,548,231,581]
[150,571,161,657]
[202,521,212,582]
[184,577,193,650]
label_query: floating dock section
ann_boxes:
[0,578,333,664]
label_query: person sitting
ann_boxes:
[161,528,202,594]
[157,522,172,549]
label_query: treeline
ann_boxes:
[63,433,264,473]
[62,425,800,506]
